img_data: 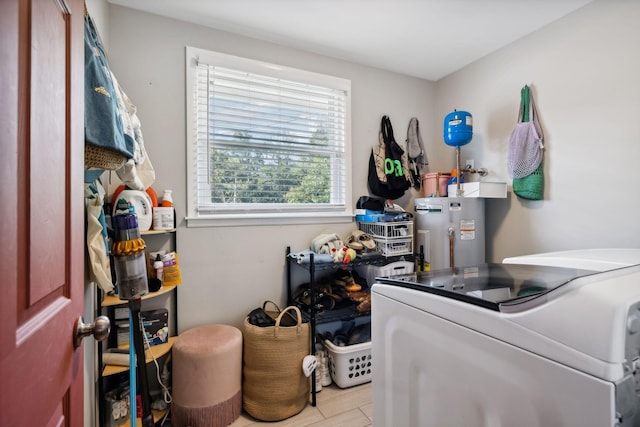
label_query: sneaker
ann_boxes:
[318,350,332,387]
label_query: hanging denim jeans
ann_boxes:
[84,14,135,160]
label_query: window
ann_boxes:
[185,47,352,227]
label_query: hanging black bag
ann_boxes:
[368,116,411,199]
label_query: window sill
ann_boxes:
[185,212,355,228]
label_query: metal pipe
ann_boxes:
[456,147,462,196]
[461,166,488,176]
[448,227,455,269]
[309,252,317,407]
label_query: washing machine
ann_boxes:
[372,249,640,427]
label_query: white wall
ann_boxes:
[434,0,640,262]
[106,5,435,332]
[86,0,109,49]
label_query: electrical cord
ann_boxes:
[141,322,173,405]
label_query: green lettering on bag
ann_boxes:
[385,158,404,177]
[384,158,393,174]
[394,160,403,176]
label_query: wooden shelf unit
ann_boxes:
[101,284,178,307]
[98,229,178,427]
[102,337,177,377]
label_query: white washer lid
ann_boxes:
[503,248,640,271]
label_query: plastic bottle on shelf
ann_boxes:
[447,168,464,186]
[154,254,164,285]
[154,189,175,230]
[161,190,173,207]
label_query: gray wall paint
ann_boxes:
[103,0,640,332]
[434,0,640,262]
[106,5,435,331]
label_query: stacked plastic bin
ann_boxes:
[356,214,413,257]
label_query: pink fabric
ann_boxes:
[173,324,242,408]
[172,389,242,427]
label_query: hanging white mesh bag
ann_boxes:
[507,121,544,178]
[507,96,544,178]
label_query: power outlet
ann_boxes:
[466,159,474,169]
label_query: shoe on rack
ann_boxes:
[318,350,332,387]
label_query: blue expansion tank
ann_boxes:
[444,110,473,147]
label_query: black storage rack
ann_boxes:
[286,246,413,406]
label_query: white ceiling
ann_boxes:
[108,0,593,81]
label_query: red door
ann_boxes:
[0,0,86,426]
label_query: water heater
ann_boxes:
[414,197,485,271]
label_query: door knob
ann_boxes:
[74,316,111,349]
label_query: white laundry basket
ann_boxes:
[355,260,414,287]
[324,340,372,388]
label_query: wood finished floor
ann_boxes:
[230,382,372,427]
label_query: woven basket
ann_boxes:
[513,163,544,200]
[261,300,298,326]
[84,143,126,171]
[242,305,310,421]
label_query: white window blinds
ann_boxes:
[191,50,350,218]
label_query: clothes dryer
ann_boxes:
[372,249,640,427]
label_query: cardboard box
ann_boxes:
[116,309,169,348]
[447,182,507,198]
[114,307,129,320]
